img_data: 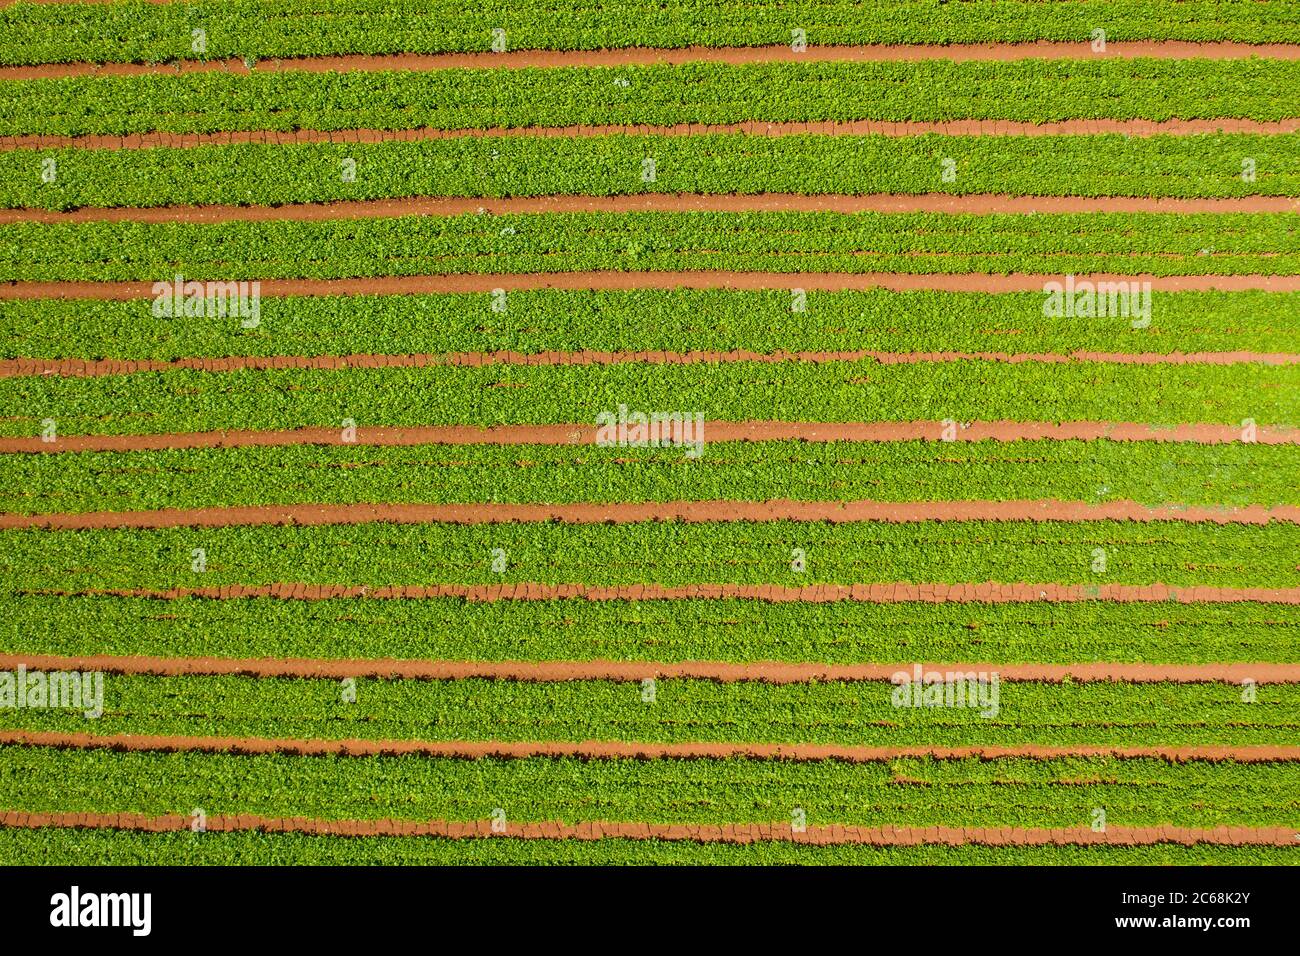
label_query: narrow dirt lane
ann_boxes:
[4,421,1293,454]
[4,654,1296,683]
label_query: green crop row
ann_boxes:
[3,747,1297,828]
[5,0,1299,65]
[7,211,1297,283]
[4,360,1294,439]
[5,674,1297,747]
[4,595,1297,665]
[4,520,1298,592]
[3,440,1297,516]
[8,59,1299,137]
[3,827,1296,866]
[10,133,1299,211]
[5,289,1299,360]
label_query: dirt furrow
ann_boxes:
[5,348,1296,379]
[7,41,1300,81]
[4,420,1294,455]
[21,581,1300,605]
[6,117,1298,152]
[3,499,1297,531]
[5,272,1300,301]
[3,809,1295,847]
[5,653,1296,684]
[7,193,1300,225]
[3,730,1296,764]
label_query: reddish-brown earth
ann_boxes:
[4,653,1296,684]
[23,581,1300,605]
[4,421,1294,455]
[4,499,1297,530]
[5,192,1298,224]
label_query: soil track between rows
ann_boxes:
[4,499,1297,530]
[3,730,1296,765]
[6,272,1299,301]
[6,348,1295,379]
[6,653,1296,684]
[3,809,1294,847]
[9,192,1298,224]
[24,581,1300,605]
[7,117,1298,151]
[7,41,1300,81]
[5,421,1294,454]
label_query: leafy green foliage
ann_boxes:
[5,594,1297,665]
[5,674,1298,747]
[4,0,1299,65]
[4,746,1298,828]
[7,211,1296,283]
[4,827,1297,866]
[8,59,1299,138]
[3,3,1297,863]
[4,289,1298,360]
[3,439,1297,515]
[5,520,1298,592]
[11,133,1299,211]
[3,359,1293,439]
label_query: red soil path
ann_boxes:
[3,730,1296,764]
[6,42,1300,81]
[5,811,1294,848]
[4,499,1296,530]
[8,192,1297,225]
[5,348,1295,379]
[5,272,1299,301]
[7,118,1298,152]
[6,653,1296,684]
[23,581,1300,605]
[5,421,1294,455]
[2,809,1294,847]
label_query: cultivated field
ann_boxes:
[0,0,1297,865]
